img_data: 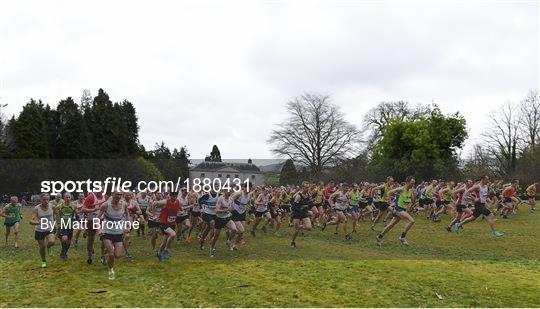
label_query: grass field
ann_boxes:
[1,205,539,307]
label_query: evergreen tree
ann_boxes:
[86,89,120,158]
[173,146,191,180]
[10,99,50,158]
[120,100,139,154]
[56,97,91,158]
[279,159,298,185]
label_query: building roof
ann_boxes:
[190,161,263,173]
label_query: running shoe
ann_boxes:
[41,261,47,268]
[162,250,171,260]
[321,222,327,232]
[100,256,106,266]
[199,241,205,250]
[87,255,93,265]
[376,234,383,245]
[108,269,115,280]
[445,226,452,232]
[491,231,504,237]
[399,237,410,246]
[454,222,462,234]
[290,241,296,248]
[345,234,352,241]
[210,248,216,257]
[125,251,133,259]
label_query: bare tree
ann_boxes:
[519,89,540,150]
[483,102,522,176]
[268,93,361,176]
[463,144,499,178]
[362,101,429,146]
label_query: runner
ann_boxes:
[454,176,504,237]
[186,190,201,242]
[526,181,538,212]
[268,189,283,236]
[29,194,57,268]
[1,196,22,248]
[376,176,416,246]
[322,183,352,240]
[198,189,219,250]
[251,187,271,237]
[124,191,144,258]
[82,191,108,264]
[155,191,180,261]
[321,181,335,225]
[146,191,165,256]
[99,191,129,280]
[445,181,474,232]
[500,180,518,219]
[56,193,76,260]
[348,184,361,233]
[231,184,250,247]
[136,190,151,237]
[371,177,394,229]
[423,180,439,221]
[210,189,238,257]
[72,193,85,249]
[435,181,455,218]
[290,182,312,248]
[309,184,321,226]
[176,188,192,244]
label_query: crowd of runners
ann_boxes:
[1,176,538,280]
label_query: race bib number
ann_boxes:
[167,215,176,223]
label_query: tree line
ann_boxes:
[274,91,539,185]
[0,89,191,194]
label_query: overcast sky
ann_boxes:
[0,0,538,159]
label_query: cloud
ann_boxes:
[0,0,537,159]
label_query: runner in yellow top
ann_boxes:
[371,176,394,230]
[526,181,538,212]
[435,181,455,217]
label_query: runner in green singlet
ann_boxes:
[56,193,76,260]
[348,184,361,233]
[376,176,416,246]
[1,196,22,248]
